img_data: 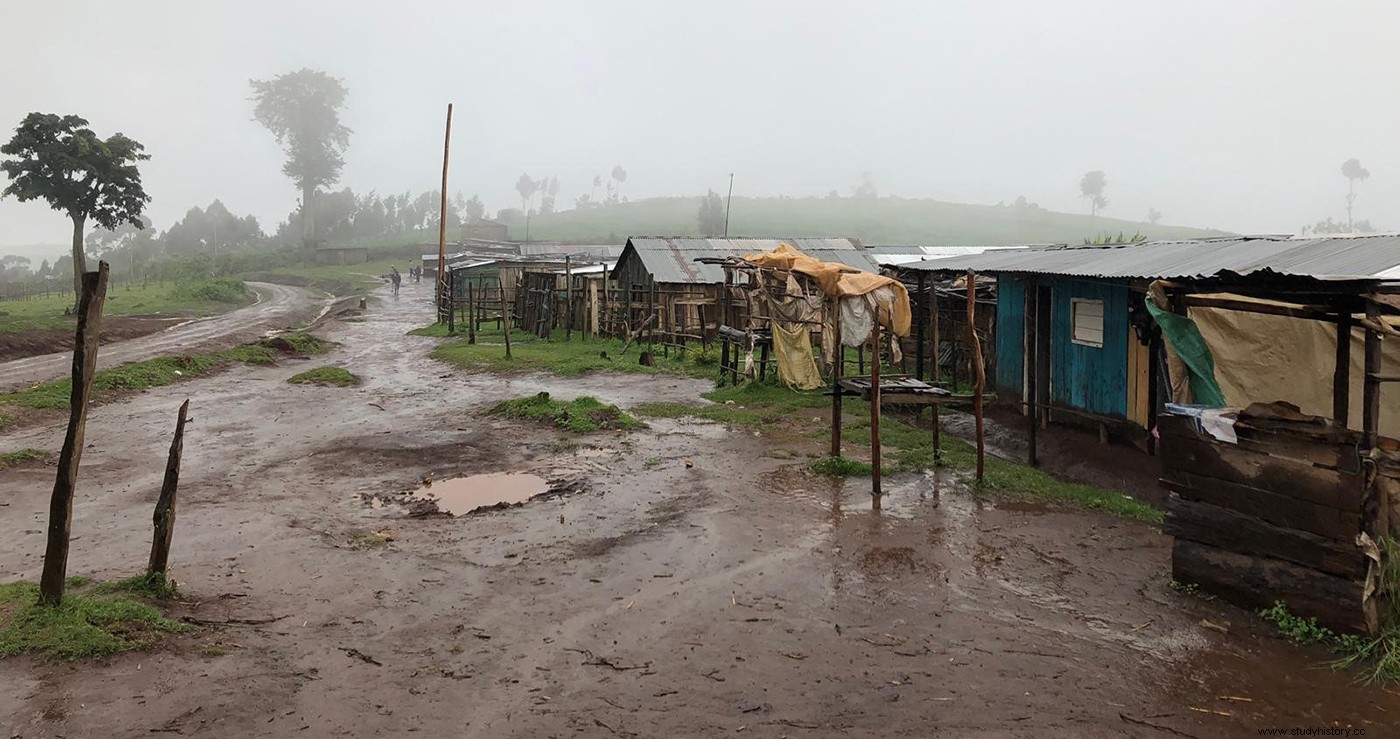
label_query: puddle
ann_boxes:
[645,417,729,440]
[411,473,551,516]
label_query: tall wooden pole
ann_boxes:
[1334,310,1352,426]
[40,262,109,606]
[968,271,985,482]
[148,399,190,578]
[437,103,454,320]
[565,255,573,341]
[830,298,843,458]
[870,321,882,508]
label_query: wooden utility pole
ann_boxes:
[968,271,986,482]
[436,103,454,321]
[870,322,882,509]
[830,298,843,458]
[39,262,109,606]
[148,400,191,578]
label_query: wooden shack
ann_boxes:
[608,237,879,343]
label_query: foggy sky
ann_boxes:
[2,0,1397,256]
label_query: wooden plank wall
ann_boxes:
[1159,413,1369,633]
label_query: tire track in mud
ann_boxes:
[0,282,331,391]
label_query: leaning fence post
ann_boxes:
[148,399,191,578]
[39,262,109,606]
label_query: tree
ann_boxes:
[1,113,150,300]
[464,194,485,221]
[697,189,726,236]
[610,165,627,202]
[1342,158,1370,231]
[852,172,877,199]
[515,173,539,212]
[250,69,350,245]
[1146,207,1162,225]
[1080,171,1108,215]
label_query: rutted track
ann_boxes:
[0,282,330,392]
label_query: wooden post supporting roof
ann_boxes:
[1364,298,1382,448]
[968,271,985,482]
[1334,311,1352,426]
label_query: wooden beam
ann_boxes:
[148,399,191,577]
[436,103,453,317]
[1024,278,1038,467]
[831,298,843,458]
[1334,312,1351,425]
[1364,298,1382,447]
[968,271,985,482]
[1181,294,1341,322]
[1165,494,1365,578]
[39,262,109,606]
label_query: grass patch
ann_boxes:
[90,573,180,600]
[0,279,255,334]
[0,334,327,412]
[260,331,329,355]
[486,392,644,434]
[810,456,873,476]
[287,366,358,387]
[1258,600,1400,684]
[427,323,720,379]
[251,258,403,295]
[635,381,1163,523]
[0,580,188,661]
[346,530,392,550]
[0,448,49,470]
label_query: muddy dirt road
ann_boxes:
[0,282,331,392]
[1,280,1396,737]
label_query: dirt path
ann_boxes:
[0,282,332,392]
[0,280,1396,737]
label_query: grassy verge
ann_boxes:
[486,392,644,433]
[0,279,254,334]
[0,332,328,411]
[288,366,358,387]
[635,382,1163,523]
[1259,600,1400,684]
[422,323,720,379]
[0,448,50,470]
[0,579,188,661]
[250,258,402,295]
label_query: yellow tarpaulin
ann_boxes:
[743,243,911,336]
[772,322,825,390]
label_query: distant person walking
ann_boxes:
[390,266,401,297]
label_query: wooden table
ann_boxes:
[831,374,953,500]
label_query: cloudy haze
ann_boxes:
[1,0,1396,255]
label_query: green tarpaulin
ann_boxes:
[1145,301,1227,408]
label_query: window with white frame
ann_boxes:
[1070,298,1104,347]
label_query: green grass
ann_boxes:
[634,381,1163,523]
[427,323,721,379]
[0,448,49,470]
[486,392,644,433]
[1257,600,1400,684]
[250,258,403,295]
[0,279,255,334]
[0,580,189,661]
[91,572,180,600]
[287,366,358,387]
[0,332,327,411]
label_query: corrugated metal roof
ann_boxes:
[869,244,1033,266]
[898,235,1400,281]
[617,237,877,284]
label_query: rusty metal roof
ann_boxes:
[897,235,1400,282]
[615,237,877,284]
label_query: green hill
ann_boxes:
[494,196,1227,245]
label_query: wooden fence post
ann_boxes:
[968,271,985,482]
[39,262,109,606]
[148,399,191,577]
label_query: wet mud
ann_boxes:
[0,279,1396,737]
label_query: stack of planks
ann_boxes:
[1159,410,1370,633]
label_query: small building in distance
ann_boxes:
[461,218,509,242]
[313,245,370,266]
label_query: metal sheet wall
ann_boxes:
[995,274,1026,402]
[1048,276,1130,417]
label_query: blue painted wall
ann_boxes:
[994,274,1130,419]
[995,274,1025,399]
